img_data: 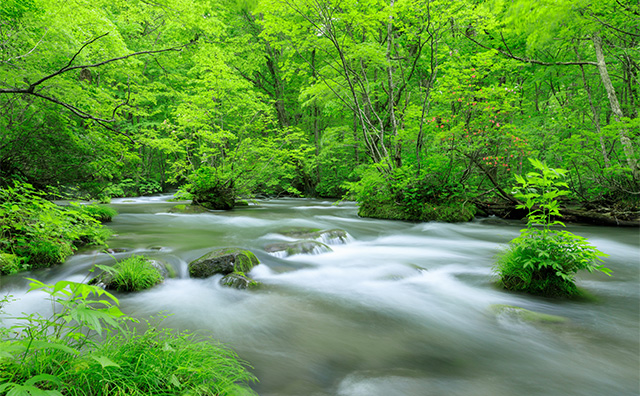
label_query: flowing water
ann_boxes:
[1,196,639,395]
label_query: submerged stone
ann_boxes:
[489,304,568,325]
[264,240,333,258]
[103,247,129,254]
[188,248,259,278]
[277,228,351,245]
[168,204,209,214]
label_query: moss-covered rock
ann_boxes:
[358,201,476,223]
[276,227,322,238]
[221,272,260,289]
[188,248,259,278]
[264,240,333,258]
[168,204,209,214]
[234,200,250,207]
[192,184,235,210]
[489,304,568,325]
[277,228,350,245]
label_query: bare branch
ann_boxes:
[1,29,49,64]
[465,33,597,67]
[588,12,640,38]
[0,33,192,129]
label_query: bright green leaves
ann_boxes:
[0,182,112,274]
[496,158,611,297]
[513,158,569,228]
[0,277,257,395]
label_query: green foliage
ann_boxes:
[188,166,236,210]
[348,164,476,222]
[495,159,611,297]
[0,182,112,274]
[103,179,164,199]
[98,256,164,292]
[70,204,118,223]
[0,279,257,395]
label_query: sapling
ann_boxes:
[495,158,611,297]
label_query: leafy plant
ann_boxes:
[73,204,118,223]
[0,279,257,395]
[0,182,112,274]
[495,159,611,297]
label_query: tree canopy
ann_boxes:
[1,0,637,220]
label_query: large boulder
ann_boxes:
[192,184,235,210]
[188,248,259,278]
[264,240,333,258]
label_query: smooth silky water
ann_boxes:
[1,196,638,395]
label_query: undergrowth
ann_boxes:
[0,279,257,395]
[0,182,113,274]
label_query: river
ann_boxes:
[1,196,639,395]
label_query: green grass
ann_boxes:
[0,280,257,396]
[62,320,257,395]
[107,256,164,292]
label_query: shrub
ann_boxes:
[0,279,257,396]
[495,159,610,297]
[0,182,112,274]
[188,166,236,210]
[76,204,118,222]
[347,165,476,222]
[103,178,163,198]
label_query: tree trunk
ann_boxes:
[592,33,639,182]
[386,0,401,168]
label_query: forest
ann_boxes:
[0,1,638,395]
[1,0,638,221]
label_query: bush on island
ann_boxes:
[495,159,610,297]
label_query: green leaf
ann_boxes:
[26,341,79,356]
[91,355,121,369]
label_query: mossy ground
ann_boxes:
[358,201,476,223]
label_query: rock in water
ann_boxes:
[188,248,259,278]
[168,204,209,214]
[264,240,333,258]
[489,304,568,325]
[277,227,351,245]
[221,272,260,289]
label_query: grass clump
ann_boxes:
[0,182,111,274]
[0,279,257,396]
[495,159,610,297]
[99,255,164,292]
[75,204,118,222]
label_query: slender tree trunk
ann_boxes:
[576,47,610,168]
[592,33,639,182]
[386,0,401,168]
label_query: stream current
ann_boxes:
[1,196,639,395]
